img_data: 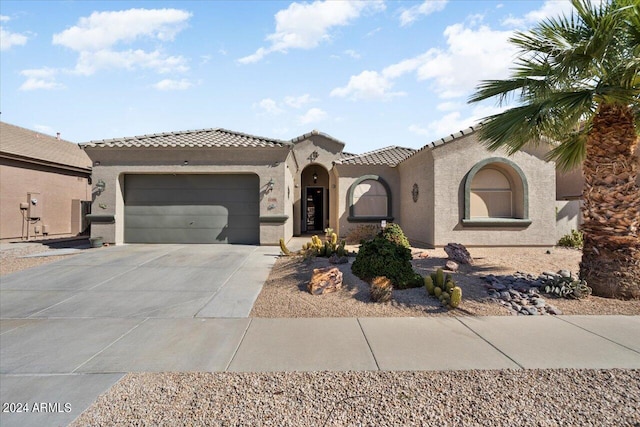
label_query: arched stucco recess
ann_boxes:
[462,157,532,227]
[347,174,394,222]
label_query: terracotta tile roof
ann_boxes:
[336,146,416,167]
[403,124,482,162]
[0,121,91,171]
[290,129,346,147]
[81,128,292,149]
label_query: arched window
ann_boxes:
[348,175,393,222]
[463,158,531,227]
[470,168,513,218]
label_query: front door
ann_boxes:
[305,187,324,232]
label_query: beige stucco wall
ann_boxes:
[398,149,435,247]
[84,147,290,245]
[333,164,400,239]
[428,134,557,247]
[0,159,90,240]
[289,134,344,236]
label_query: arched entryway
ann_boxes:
[301,164,330,233]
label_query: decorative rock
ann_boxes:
[445,260,459,272]
[526,307,539,315]
[307,267,343,295]
[558,270,572,278]
[328,254,349,264]
[444,243,474,265]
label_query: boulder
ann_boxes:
[307,266,343,295]
[445,260,459,272]
[444,243,474,265]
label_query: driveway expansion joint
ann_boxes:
[455,317,525,370]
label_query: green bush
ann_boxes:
[557,229,583,248]
[379,223,410,249]
[352,235,419,289]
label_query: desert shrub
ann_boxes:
[345,224,380,244]
[351,236,419,289]
[370,276,393,302]
[557,229,583,248]
[379,223,410,248]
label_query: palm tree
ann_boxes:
[469,0,639,299]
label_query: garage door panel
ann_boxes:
[125,212,257,229]
[124,174,259,244]
[125,226,258,244]
[126,189,257,205]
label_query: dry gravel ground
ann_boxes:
[251,247,640,317]
[0,242,75,276]
[71,370,640,427]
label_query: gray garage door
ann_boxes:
[124,174,259,244]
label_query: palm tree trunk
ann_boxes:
[580,103,640,299]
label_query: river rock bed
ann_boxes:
[481,270,579,316]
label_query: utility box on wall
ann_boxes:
[27,192,43,220]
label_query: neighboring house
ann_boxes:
[80,125,583,247]
[0,121,92,241]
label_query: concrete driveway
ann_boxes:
[0,244,278,427]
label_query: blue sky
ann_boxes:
[1,0,575,153]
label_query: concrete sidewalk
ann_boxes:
[1,315,639,426]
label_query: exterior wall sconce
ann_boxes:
[183,160,189,166]
[266,178,275,192]
[312,173,318,183]
[95,179,106,194]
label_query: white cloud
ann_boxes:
[284,94,314,108]
[42,8,191,80]
[409,104,507,141]
[52,8,191,51]
[19,68,64,91]
[365,27,382,38]
[33,124,55,135]
[399,0,448,27]
[254,98,284,115]
[436,101,461,111]
[238,0,384,64]
[332,21,515,102]
[299,107,328,125]
[330,70,405,100]
[502,0,574,27]
[298,108,328,125]
[0,16,30,50]
[74,49,188,75]
[153,78,193,90]
[343,49,361,59]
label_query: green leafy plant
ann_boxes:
[352,235,419,289]
[557,229,584,249]
[542,275,592,299]
[379,223,410,249]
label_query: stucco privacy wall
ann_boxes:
[333,164,400,238]
[84,147,290,245]
[0,159,90,239]
[429,133,557,246]
[398,148,435,246]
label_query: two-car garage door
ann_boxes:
[124,174,259,244]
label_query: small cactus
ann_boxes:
[450,286,462,308]
[435,268,445,288]
[371,276,393,303]
[445,281,455,292]
[434,287,442,298]
[331,232,338,246]
[279,238,291,256]
[424,276,435,295]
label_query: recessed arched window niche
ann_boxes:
[348,175,393,222]
[462,158,532,227]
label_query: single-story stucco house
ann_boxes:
[0,121,92,241]
[80,125,584,247]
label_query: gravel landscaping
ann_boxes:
[71,370,640,426]
[251,246,640,317]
